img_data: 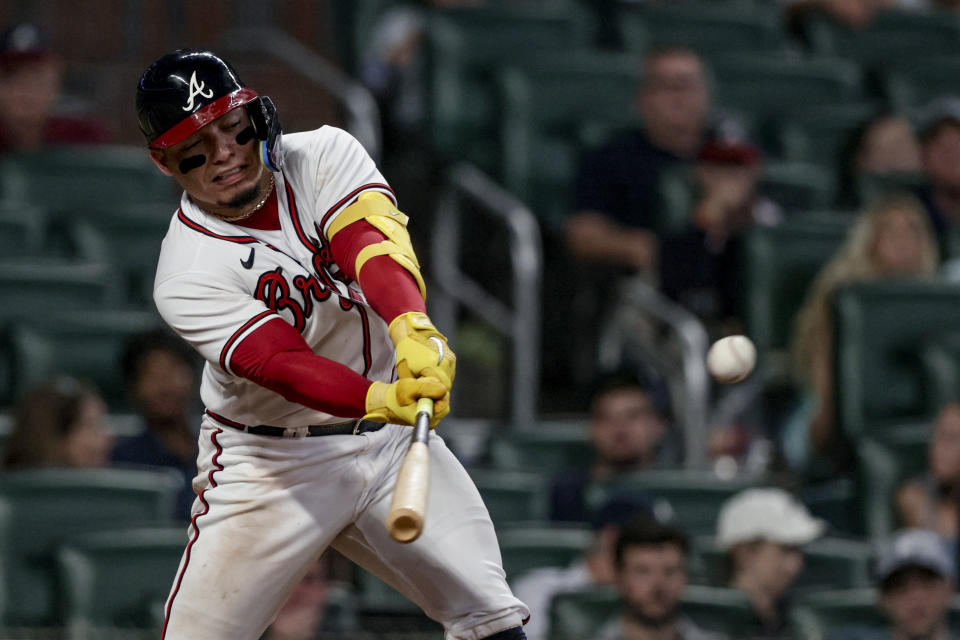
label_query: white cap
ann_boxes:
[875,529,956,585]
[716,487,826,550]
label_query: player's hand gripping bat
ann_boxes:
[386,397,432,543]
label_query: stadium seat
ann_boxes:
[708,55,864,125]
[857,423,932,541]
[833,281,960,440]
[424,6,588,172]
[2,309,164,408]
[67,202,175,305]
[0,146,175,215]
[487,420,591,475]
[498,524,594,583]
[57,526,187,635]
[693,535,873,591]
[617,2,790,58]
[922,333,960,410]
[791,588,960,640]
[741,220,848,355]
[467,469,549,525]
[0,201,48,258]
[771,102,880,166]
[759,161,836,214]
[802,10,960,68]
[854,172,928,209]
[0,468,183,628]
[881,56,960,110]
[584,471,760,535]
[0,259,121,326]
[549,584,755,640]
[496,52,643,229]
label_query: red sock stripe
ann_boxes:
[161,427,225,639]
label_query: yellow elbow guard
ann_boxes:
[328,192,426,299]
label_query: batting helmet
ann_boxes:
[136,49,283,170]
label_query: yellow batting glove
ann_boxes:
[364,377,449,428]
[388,312,456,390]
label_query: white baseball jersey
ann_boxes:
[154,126,530,640]
[154,126,395,427]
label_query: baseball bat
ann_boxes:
[386,397,433,543]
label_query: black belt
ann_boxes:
[207,411,385,438]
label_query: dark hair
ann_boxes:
[614,515,690,569]
[3,376,100,470]
[585,367,669,418]
[120,328,196,385]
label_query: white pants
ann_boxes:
[161,418,528,640]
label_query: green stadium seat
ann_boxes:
[498,524,594,583]
[693,535,873,591]
[0,259,121,326]
[881,56,960,110]
[467,469,549,525]
[857,423,932,541]
[0,146,175,215]
[618,2,790,58]
[834,281,960,440]
[497,52,643,229]
[57,526,187,634]
[549,585,756,640]
[741,220,848,355]
[855,172,928,209]
[803,10,960,68]
[67,202,175,305]
[760,161,836,214]
[424,7,588,172]
[772,102,879,166]
[487,420,591,475]
[0,468,183,627]
[709,55,864,124]
[922,333,960,410]
[791,588,960,640]
[584,471,760,535]
[2,309,164,409]
[0,201,48,257]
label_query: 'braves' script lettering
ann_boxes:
[255,267,331,332]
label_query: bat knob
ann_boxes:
[386,509,424,543]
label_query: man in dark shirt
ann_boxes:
[916,97,960,237]
[566,46,711,274]
[111,329,201,521]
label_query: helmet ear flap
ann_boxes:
[247,96,283,171]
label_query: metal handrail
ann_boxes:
[598,278,711,468]
[218,27,382,162]
[430,163,542,428]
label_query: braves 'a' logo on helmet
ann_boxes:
[182,70,214,112]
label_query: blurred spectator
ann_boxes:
[786,194,939,471]
[782,0,885,33]
[896,403,960,545]
[660,131,782,336]
[717,488,825,638]
[550,369,673,523]
[512,496,655,640]
[832,529,958,640]
[0,23,110,152]
[836,113,923,208]
[566,45,711,275]
[111,329,200,521]
[360,0,483,156]
[598,516,727,640]
[916,97,960,235]
[2,376,113,470]
[262,553,356,640]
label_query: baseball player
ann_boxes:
[137,49,529,640]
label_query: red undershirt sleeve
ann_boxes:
[329,219,426,324]
[229,317,372,417]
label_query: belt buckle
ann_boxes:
[285,426,310,438]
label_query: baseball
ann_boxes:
[707,335,756,384]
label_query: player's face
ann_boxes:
[880,568,953,638]
[617,544,687,626]
[150,106,264,213]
